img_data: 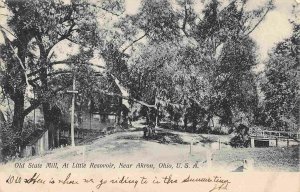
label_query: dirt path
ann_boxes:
[7,126,299,172]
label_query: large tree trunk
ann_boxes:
[42,102,53,148]
[41,100,58,149]
[11,37,28,134]
[10,91,25,155]
[12,38,28,151]
[184,114,188,130]
[40,68,56,149]
[2,37,28,157]
[12,92,25,134]
[117,97,122,124]
[37,36,57,149]
[192,120,197,133]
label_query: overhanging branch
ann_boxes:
[23,82,73,116]
[244,5,272,36]
[121,32,148,53]
[1,29,29,86]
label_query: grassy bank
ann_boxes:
[213,145,299,171]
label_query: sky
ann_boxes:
[249,0,297,71]
[0,0,298,71]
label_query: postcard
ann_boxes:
[0,0,299,191]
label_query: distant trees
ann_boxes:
[260,23,299,131]
[120,0,273,131]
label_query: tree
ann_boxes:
[187,0,272,129]
[260,23,299,130]
[212,37,259,127]
[131,0,181,42]
[0,0,124,154]
[110,0,273,131]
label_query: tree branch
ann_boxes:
[46,21,77,55]
[23,81,73,116]
[97,89,156,108]
[49,60,106,69]
[27,60,105,78]
[28,71,72,84]
[1,29,29,86]
[100,6,121,16]
[121,32,148,53]
[23,100,41,117]
[181,0,189,36]
[244,6,271,36]
[0,25,17,39]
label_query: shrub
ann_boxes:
[0,121,21,161]
[229,124,250,148]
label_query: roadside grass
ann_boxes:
[214,145,299,171]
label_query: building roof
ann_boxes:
[0,109,6,122]
[23,128,47,146]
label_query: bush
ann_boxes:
[229,124,250,148]
[0,119,39,161]
[143,123,156,139]
[0,121,21,161]
[230,135,250,147]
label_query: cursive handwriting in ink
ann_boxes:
[6,175,22,184]
[162,175,178,184]
[24,173,46,184]
[83,178,94,183]
[58,173,79,184]
[95,179,107,189]
[110,176,139,188]
[209,182,229,192]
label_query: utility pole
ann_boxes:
[155,97,159,128]
[155,105,159,128]
[33,90,36,130]
[67,75,78,147]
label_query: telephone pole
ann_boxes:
[67,75,78,147]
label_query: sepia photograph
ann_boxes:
[0,0,299,191]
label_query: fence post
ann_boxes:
[251,137,255,148]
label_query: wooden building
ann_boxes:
[74,76,129,131]
[76,94,126,130]
[57,77,130,145]
[21,129,49,157]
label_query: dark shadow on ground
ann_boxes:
[118,130,189,145]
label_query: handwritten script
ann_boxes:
[4,172,231,192]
